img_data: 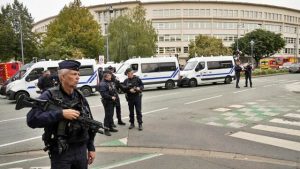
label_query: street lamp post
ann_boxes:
[105,5,114,63]
[250,40,255,63]
[236,23,244,59]
[19,15,24,64]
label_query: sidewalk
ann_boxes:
[286,82,300,93]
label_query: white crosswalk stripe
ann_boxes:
[230,114,300,152]
[231,131,300,151]
[284,113,300,119]
[252,125,300,137]
[270,118,300,127]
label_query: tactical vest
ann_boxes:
[43,86,91,152]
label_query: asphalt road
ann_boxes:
[0,74,299,169]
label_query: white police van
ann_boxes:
[178,56,235,87]
[115,57,180,89]
[6,59,98,101]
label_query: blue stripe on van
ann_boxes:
[196,68,234,77]
[141,68,180,81]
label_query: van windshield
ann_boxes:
[184,61,198,71]
[116,63,130,74]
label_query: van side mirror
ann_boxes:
[195,67,200,72]
[25,76,30,82]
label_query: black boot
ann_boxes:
[118,120,126,125]
[128,123,135,129]
[138,124,143,131]
[104,129,111,136]
[109,128,118,132]
[111,123,117,128]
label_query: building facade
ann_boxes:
[33,1,300,63]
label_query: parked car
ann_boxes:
[279,62,292,69]
[288,63,300,73]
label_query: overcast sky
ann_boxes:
[1,0,300,22]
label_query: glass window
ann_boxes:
[189,9,194,16]
[184,61,198,70]
[164,9,169,17]
[131,64,138,72]
[159,62,176,72]
[79,66,93,76]
[26,68,44,81]
[184,47,189,53]
[206,9,210,16]
[176,9,181,16]
[207,61,233,70]
[116,63,130,74]
[196,62,205,71]
[159,47,164,54]
[194,9,199,16]
[170,9,175,17]
[183,9,188,16]
[47,67,58,75]
[141,63,159,73]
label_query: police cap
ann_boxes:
[58,60,81,71]
[107,66,113,70]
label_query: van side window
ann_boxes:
[196,62,205,71]
[26,68,44,81]
[79,66,94,76]
[207,60,233,70]
[141,63,159,73]
[159,62,176,72]
[131,64,138,72]
[48,67,58,75]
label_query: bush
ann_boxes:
[249,68,288,76]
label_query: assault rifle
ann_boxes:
[16,95,105,135]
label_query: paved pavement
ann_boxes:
[0,74,299,169]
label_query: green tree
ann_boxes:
[231,29,285,66]
[42,0,103,60]
[108,5,157,62]
[0,0,38,62]
[188,35,232,58]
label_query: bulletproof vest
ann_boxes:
[44,86,91,145]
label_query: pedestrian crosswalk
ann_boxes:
[230,113,300,152]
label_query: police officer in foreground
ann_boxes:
[107,66,126,126]
[27,60,96,169]
[234,60,242,88]
[99,73,119,136]
[123,68,144,131]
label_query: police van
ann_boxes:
[178,56,235,87]
[115,57,180,89]
[6,59,98,101]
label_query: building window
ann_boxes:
[184,47,189,53]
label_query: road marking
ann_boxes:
[263,84,275,87]
[284,113,300,119]
[0,117,26,123]
[144,92,179,99]
[0,156,48,167]
[233,88,255,94]
[30,167,50,169]
[184,95,223,105]
[91,153,163,169]
[90,105,103,108]
[270,118,300,127]
[252,125,300,137]
[230,131,300,151]
[214,108,231,112]
[114,107,169,122]
[228,105,244,108]
[0,136,41,148]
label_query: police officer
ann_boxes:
[123,68,144,131]
[107,66,126,126]
[37,70,55,93]
[99,73,118,136]
[27,60,96,169]
[234,60,242,88]
[244,63,253,88]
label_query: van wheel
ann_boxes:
[165,80,175,89]
[224,76,232,84]
[189,79,197,87]
[81,86,92,97]
[15,91,29,102]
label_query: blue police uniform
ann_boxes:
[123,72,144,130]
[234,64,242,88]
[26,60,95,169]
[99,77,118,135]
[244,64,253,87]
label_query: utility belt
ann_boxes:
[125,92,142,101]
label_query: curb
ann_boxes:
[241,73,289,78]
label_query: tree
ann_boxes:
[0,0,38,62]
[231,29,285,66]
[42,0,103,60]
[108,5,157,62]
[188,35,232,57]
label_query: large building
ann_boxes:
[33,0,300,63]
